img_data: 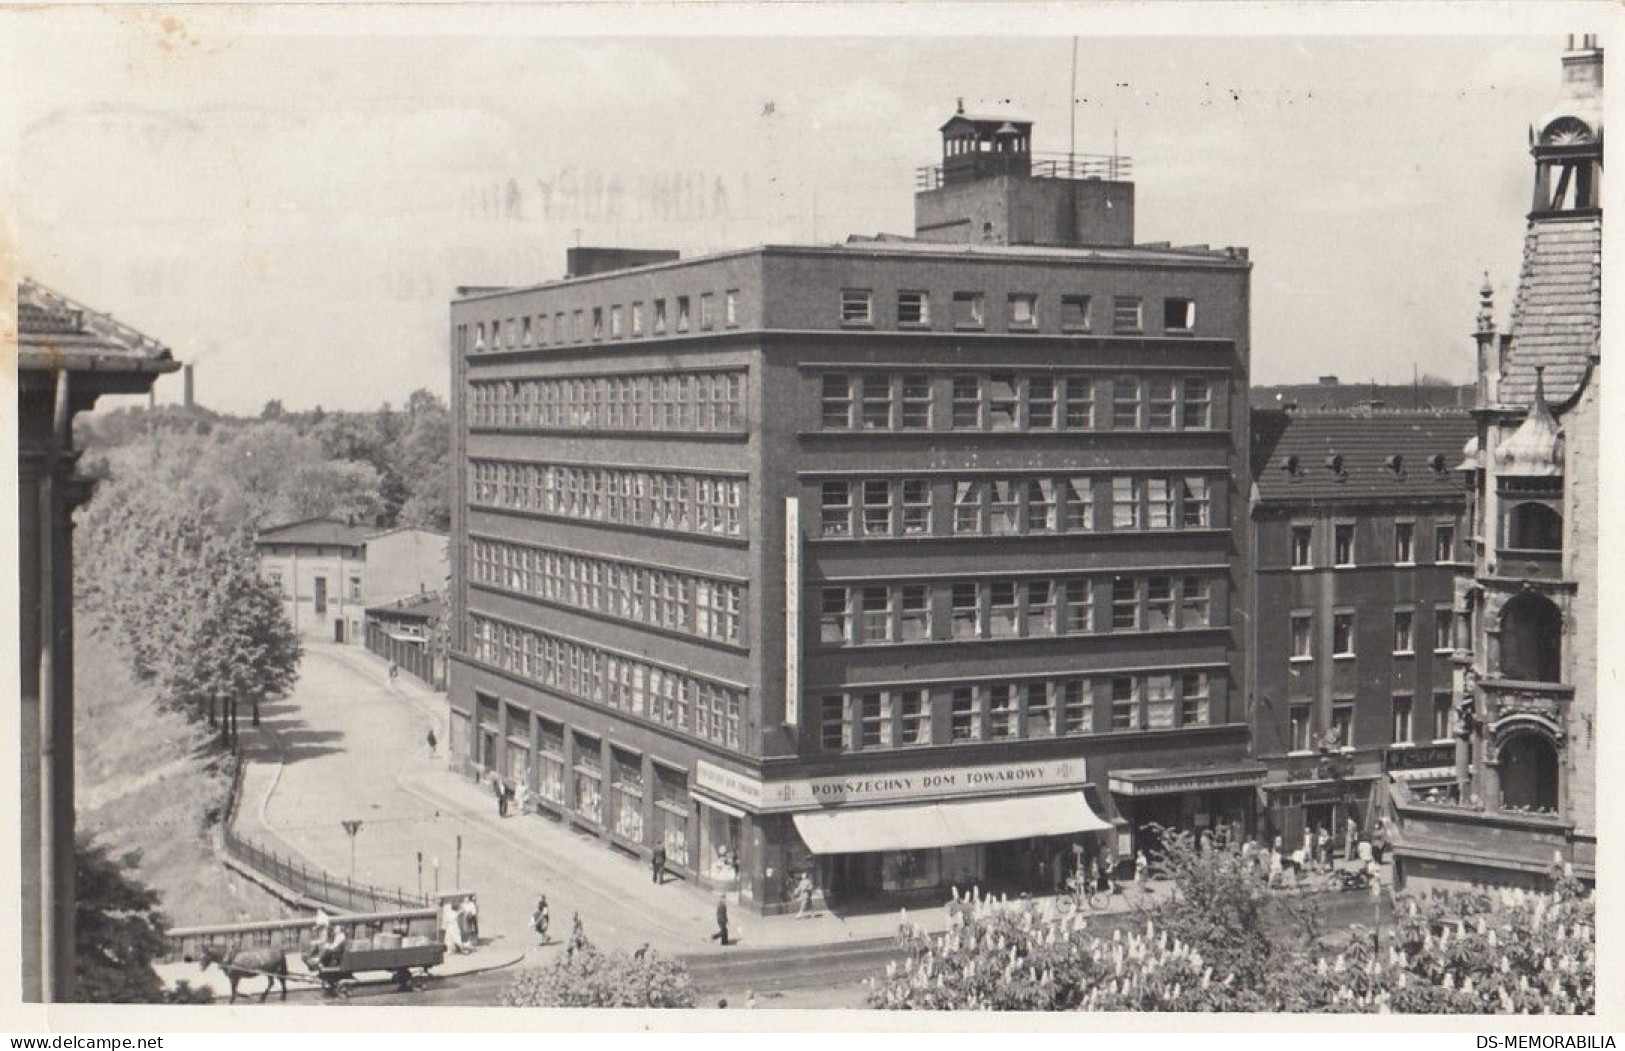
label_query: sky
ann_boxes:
[4,7,1595,415]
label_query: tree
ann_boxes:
[394,389,451,532]
[500,924,696,1008]
[74,836,212,1003]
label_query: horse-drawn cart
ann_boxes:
[303,938,446,999]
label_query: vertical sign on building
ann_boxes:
[784,496,801,728]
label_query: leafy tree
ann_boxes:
[500,925,696,1008]
[74,836,213,1003]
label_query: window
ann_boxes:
[901,479,931,535]
[1110,677,1140,731]
[609,305,623,338]
[988,685,1017,738]
[1063,378,1094,429]
[554,312,565,342]
[820,588,849,644]
[1334,524,1356,566]
[898,290,930,325]
[1180,673,1211,726]
[628,302,642,337]
[1008,293,1037,328]
[953,480,983,534]
[522,316,533,345]
[950,687,980,741]
[1435,523,1456,563]
[862,480,894,536]
[988,581,1019,637]
[1395,522,1415,564]
[1433,693,1453,742]
[989,480,1019,535]
[675,296,691,332]
[1111,576,1138,630]
[899,690,929,745]
[1060,294,1091,331]
[1180,576,1211,627]
[1147,378,1178,430]
[1027,479,1055,533]
[1063,580,1093,633]
[1434,608,1454,653]
[1394,610,1414,654]
[951,375,981,429]
[1024,580,1054,636]
[1146,674,1177,729]
[724,289,739,326]
[474,322,486,351]
[1146,576,1174,631]
[1061,680,1093,734]
[820,695,846,750]
[699,293,715,330]
[1291,525,1313,568]
[1180,476,1211,528]
[1333,612,1355,657]
[1111,476,1139,530]
[952,291,985,328]
[1025,682,1054,738]
[901,375,931,429]
[899,585,930,641]
[951,583,981,639]
[1392,696,1413,745]
[1289,704,1313,752]
[821,374,853,428]
[1063,477,1094,531]
[1331,703,1354,747]
[348,575,362,601]
[858,587,891,644]
[858,693,888,747]
[1291,613,1313,660]
[1182,378,1212,429]
[1112,296,1143,333]
[1111,376,1141,429]
[572,310,585,341]
[840,289,873,324]
[1148,478,1174,529]
[820,481,852,537]
[1163,297,1195,332]
[1028,376,1056,429]
[988,374,1018,430]
[268,571,284,596]
[860,374,892,430]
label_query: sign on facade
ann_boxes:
[696,757,1089,814]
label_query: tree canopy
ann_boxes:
[501,923,697,1008]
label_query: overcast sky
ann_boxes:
[6,8,1592,415]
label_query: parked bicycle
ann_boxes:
[1054,874,1115,914]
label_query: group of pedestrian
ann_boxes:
[440,895,479,954]
[488,772,529,818]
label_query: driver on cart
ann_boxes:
[319,924,349,968]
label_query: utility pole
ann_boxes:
[341,820,363,881]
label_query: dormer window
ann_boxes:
[1326,454,1346,477]
[1284,455,1301,476]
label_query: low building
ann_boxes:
[255,518,373,643]
[1249,408,1474,850]
[17,277,179,1001]
[364,592,446,689]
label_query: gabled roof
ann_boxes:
[255,518,374,547]
[363,525,450,544]
[1250,409,1476,505]
[17,278,180,377]
[1501,214,1601,409]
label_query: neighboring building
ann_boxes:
[255,520,449,645]
[17,278,179,1001]
[1390,38,1602,891]
[255,518,373,643]
[1251,379,1473,412]
[1249,408,1474,850]
[364,593,446,689]
[448,111,1260,912]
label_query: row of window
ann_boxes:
[1284,692,1453,753]
[1289,607,1455,660]
[1290,521,1457,569]
[817,671,1214,752]
[469,372,747,433]
[468,537,746,647]
[468,614,743,749]
[817,474,1213,539]
[820,372,1215,433]
[470,461,745,539]
[818,573,1214,647]
[469,290,741,353]
[837,289,1198,336]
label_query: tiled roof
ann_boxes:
[17,277,179,375]
[1501,214,1601,408]
[1250,409,1476,504]
[255,518,374,547]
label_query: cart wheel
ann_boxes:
[337,981,353,1002]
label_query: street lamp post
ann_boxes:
[455,834,463,890]
[341,820,364,882]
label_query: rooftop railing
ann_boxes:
[916,151,1133,190]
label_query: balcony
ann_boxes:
[1494,546,1564,581]
[1478,677,1573,726]
[916,151,1133,191]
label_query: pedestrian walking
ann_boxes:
[441,901,467,955]
[1345,816,1358,861]
[531,895,551,944]
[496,779,509,818]
[426,729,437,755]
[1318,826,1334,869]
[1371,818,1389,864]
[1133,850,1149,890]
[1304,828,1319,873]
[794,871,815,918]
[713,895,731,946]
[1268,840,1284,889]
[459,894,480,946]
[651,844,667,885]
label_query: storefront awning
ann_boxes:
[791,791,1110,855]
[1389,766,1457,783]
[1108,762,1268,797]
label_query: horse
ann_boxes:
[199,942,289,1004]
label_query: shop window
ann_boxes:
[898,690,930,745]
[1060,294,1091,331]
[1163,297,1195,332]
[901,374,932,429]
[1392,696,1413,745]
[1395,522,1415,564]
[1025,683,1054,738]
[1291,525,1313,568]
[840,288,873,325]
[952,291,985,328]
[1499,592,1562,682]
[1061,680,1093,734]
[897,290,930,325]
[1394,610,1414,654]
[950,687,980,741]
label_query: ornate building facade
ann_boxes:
[1389,37,1601,890]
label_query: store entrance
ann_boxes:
[824,834,1105,911]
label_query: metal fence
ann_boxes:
[915,151,1133,190]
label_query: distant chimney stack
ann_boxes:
[183,363,195,409]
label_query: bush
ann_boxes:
[501,924,696,1008]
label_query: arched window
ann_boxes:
[1499,593,1562,683]
[1499,731,1559,813]
[1507,502,1563,551]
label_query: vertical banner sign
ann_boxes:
[784,497,801,729]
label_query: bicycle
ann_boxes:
[1054,875,1112,915]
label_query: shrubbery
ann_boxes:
[501,922,696,1008]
